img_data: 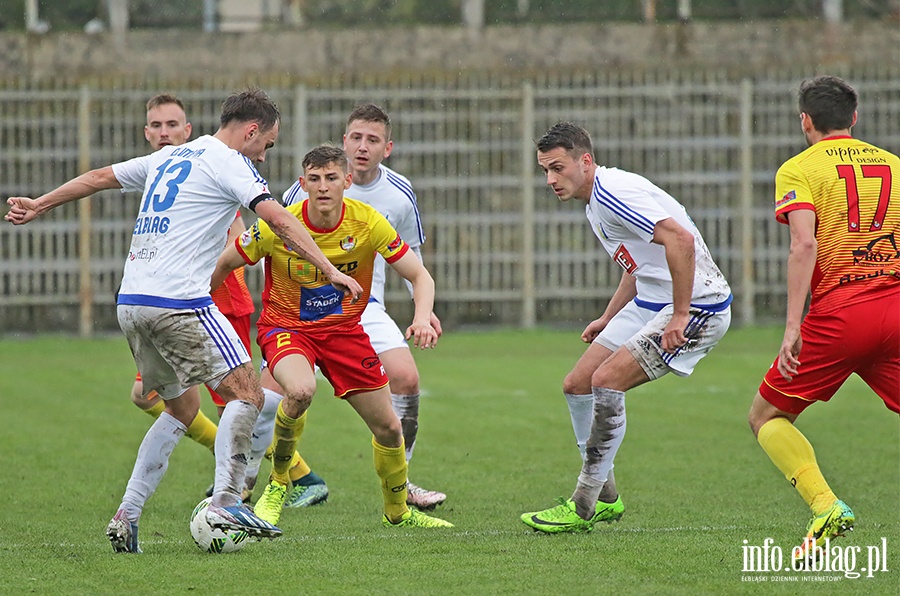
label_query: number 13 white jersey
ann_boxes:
[111,135,272,307]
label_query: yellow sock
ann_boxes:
[288,452,312,482]
[372,437,408,522]
[143,400,165,418]
[185,409,218,454]
[757,418,837,515]
[271,404,306,485]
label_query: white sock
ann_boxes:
[245,388,281,490]
[564,392,593,460]
[391,393,419,461]
[211,400,258,508]
[120,411,186,522]
[572,387,626,520]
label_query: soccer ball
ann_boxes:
[189,497,250,554]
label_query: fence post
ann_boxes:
[520,81,536,328]
[738,78,755,326]
[78,84,93,337]
[293,84,308,179]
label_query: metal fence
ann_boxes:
[2,68,899,335]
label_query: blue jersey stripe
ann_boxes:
[633,294,733,313]
[283,180,303,206]
[117,294,214,309]
[592,179,656,236]
[384,169,425,244]
[241,155,267,185]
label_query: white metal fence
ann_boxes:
[2,68,899,334]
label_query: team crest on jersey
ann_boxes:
[387,234,403,252]
[613,244,638,274]
[340,236,357,251]
[775,190,796,208]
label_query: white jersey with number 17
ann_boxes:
[111,134,272,307]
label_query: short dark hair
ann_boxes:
[146,93,185,113]
[302,144,349,172]
[220,87,280,132]
[347,103,392,140]
[536,122,594,158]
[798,75,858,134]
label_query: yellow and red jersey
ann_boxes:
[211,266,255,317]
[774,136,900,309]
[236,197,408,332]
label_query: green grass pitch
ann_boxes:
[0,327,897,595]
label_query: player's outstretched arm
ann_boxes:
[391,251,438,349]
[253,200,362,302]
[5,166,121,225]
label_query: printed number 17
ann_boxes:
[836,164,892,232]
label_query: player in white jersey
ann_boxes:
[279,104,447,509]
[520,122,732,533]
[4,88,362,552]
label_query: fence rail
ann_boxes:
[2,69,899,334]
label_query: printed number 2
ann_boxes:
[836,164,892,232]
[140,159,192,213]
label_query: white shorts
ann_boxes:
[595,300,731,380]
[361,301,409,354]
[118,303,251,399]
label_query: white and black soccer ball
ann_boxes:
[189,497,250,554]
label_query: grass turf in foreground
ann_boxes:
[0,326,896,595]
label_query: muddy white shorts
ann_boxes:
[595,297,732,380]
[118,303,251,399]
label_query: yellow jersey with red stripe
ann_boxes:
[774,135,900,309]
[236,197,408,331]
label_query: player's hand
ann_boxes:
[405,319,438,349]
[581,317,608,343]
[776,328,802,381]
[660,311,690,353]
[331,271,363,304]
[429,312,443,338]
[5,197,40,225]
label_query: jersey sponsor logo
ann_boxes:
[132,215,170,235]
[340,235,357,251]
[290,259,320,284]
[613,244,638,274]
[289,260,358,285]
[775,190,796,208]
[299,285,344,321]
[852,233,899,267]
[128,247,158,262]
[824,145,887,164]
[387,234,403,252]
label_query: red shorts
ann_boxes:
[258,324,388,398]
[759,289,899,415]
[134,312,252,407]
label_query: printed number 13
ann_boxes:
[836,164,892,232]
[141,159,192,213]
